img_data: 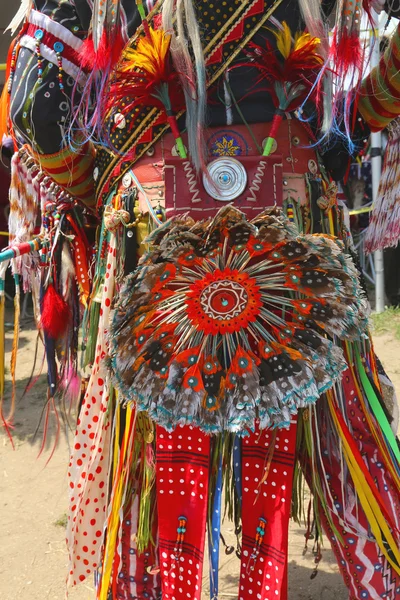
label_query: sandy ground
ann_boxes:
[0,315,398,600]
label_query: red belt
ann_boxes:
[120,120,318,218]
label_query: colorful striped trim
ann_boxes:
[36,142,95,207]
[358,22,400,132]
[29,10,84,52]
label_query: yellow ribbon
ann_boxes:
[99,403,134,599]
[327,392,400,575]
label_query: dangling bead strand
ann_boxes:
[34,29,44,84]
[53,42,64,91]
[7,46,17,94]
[247,517,267,573]
[174,516,187,563]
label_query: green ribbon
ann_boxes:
[355,348,400,464]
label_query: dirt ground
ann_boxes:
[0,314,398,600]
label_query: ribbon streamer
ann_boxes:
[208,450,223,599]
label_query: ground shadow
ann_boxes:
[1,371,78,454]
[202,557,346,600]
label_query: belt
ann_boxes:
[118,120,320,219]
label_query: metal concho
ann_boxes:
[203,158,247,202]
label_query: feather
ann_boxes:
[108,27,187,156]
[5,0,32,35]
[243,23,323,112]
[276,21,292,59]
[239,22,324,156]
[60,243,75,301]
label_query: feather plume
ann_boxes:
[71,0,124,142]
[108,27,187,155]
[244,23,324,113]
[241,23,324,156]
[110,27,184,112]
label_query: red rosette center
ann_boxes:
[186,268,261,334]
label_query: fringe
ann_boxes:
[365,119,400,253]
[8,150,40,290]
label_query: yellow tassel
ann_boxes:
[0,83,9,143]
[345,344,400,490]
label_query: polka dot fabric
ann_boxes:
[239,423,297,600]
[156,425,210,600]
[67,236,117,587]
[317,369,400,599]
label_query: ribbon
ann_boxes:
[327,391,400,575]
[354,347,400,465]
[209,450,223,599]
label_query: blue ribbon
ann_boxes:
[209,452,223,599]
[233,436,242,504]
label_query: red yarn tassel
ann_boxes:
[79,28,124,73]
[40,283,70,339]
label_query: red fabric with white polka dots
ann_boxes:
[156,425,210,600]
[239,423,297,600]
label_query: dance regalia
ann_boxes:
[2,1,400,600]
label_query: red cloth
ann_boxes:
[156,425,210,600]
[239,422,297,600]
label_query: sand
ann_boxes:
[0,316,397,600]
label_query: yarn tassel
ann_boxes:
[355,348,400,465]
[136,415,157,554]
[82,298,101,368]
[40,282,70,340]
[97,402,136,600]
[365,119,400,253]
[0,36,18,142]
[60,365,81,409]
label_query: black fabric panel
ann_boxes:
[10,48,76,154]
